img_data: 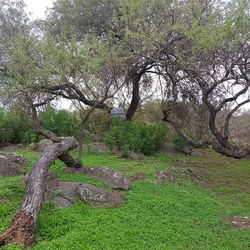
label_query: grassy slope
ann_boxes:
[0,149,250,249]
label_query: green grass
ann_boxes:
[1,149,250,249]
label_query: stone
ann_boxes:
[174,158,188,166]
[190,150,203,157]
[0,153,27,177]
[85,142,108,154]
[45,181,126,208]
[50,196,73,208]
[128,151,145,161]
[226,215,250,230]
[64,166,131,190]
[0,144,24,152]
[181,146,193,155]
[45,181,81,204]
[158,143,180,154]
[37,139,54,152]
[183,168,202,180]
[77,183,125,207]
[155,170,176,184]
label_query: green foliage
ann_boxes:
[104,119,167,156]
[0,109,38,144]
[173,133,188,152]
[0,108,81,144]
[39,108,80,138]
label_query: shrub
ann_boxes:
[173,134,188,152]
[104,119,167,156]
[40,108,80,138]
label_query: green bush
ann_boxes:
[104,119,167,156]
[0,108,81,144]
[40,108,80,138]
[173,134,188,152]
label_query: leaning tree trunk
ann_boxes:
[0,137,78,248]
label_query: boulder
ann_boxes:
[64,166,131,190]
[45,181,126,208]
[0,153,27,177]
[0,144,24,152]
[37,139,53,152]
[155,170,176,184]
[158,143,180,154]
[226,215,250,230]
[190,150,203,157]
[128,151,145,161]
[85,142,108,154]
[45,181,81,205]
[77,183,125,207]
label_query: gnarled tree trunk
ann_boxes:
[0,137,78,248]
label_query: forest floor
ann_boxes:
[0,148,250,249]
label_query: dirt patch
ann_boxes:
[226,215,250,230]
[130,173,146,182]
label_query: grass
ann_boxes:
[0,149,250,249]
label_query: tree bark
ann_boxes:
[0,137,78,248]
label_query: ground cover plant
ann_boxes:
[1,148,249,249]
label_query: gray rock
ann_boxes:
[226,215,250,230]
[45,181,81,204]
[77,183,125,207]
[64,166,132,190]
[158,143,180,154]
[190,150,203,157]
[0,144,24,152]
[181,146,193,155]
[0,153,27,177]
[50,196,73,208]
[45,181,126,208]
[128,151,145,161]
[37,139,54,152]
[155,170,176,184]
[85,142,108,154]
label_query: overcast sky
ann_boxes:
[24,0,53,19]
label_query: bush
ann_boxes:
[39,108,80,138]
[104,119,167,156]
[173,134,188,152]
[0,108,81,144]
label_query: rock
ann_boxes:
[226,215,250,230]
[64,166,131,190]
[128,151,145,161]
[190,150,203,157]
[158,143,180,154]
[77,183,125,207]
[0,153,27,177]
[45,181,126,208]
[155,170,176,184]
[130,173,146,182]
[0,144,24,152]
[50,196,73,208]
[181,146,193,155]
[85,142,108,154]
[45,181,81,204]
[174,158,188,166]
[183,168,202,180]
[37,139,54,152]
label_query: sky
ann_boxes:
[24,0,53,19]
